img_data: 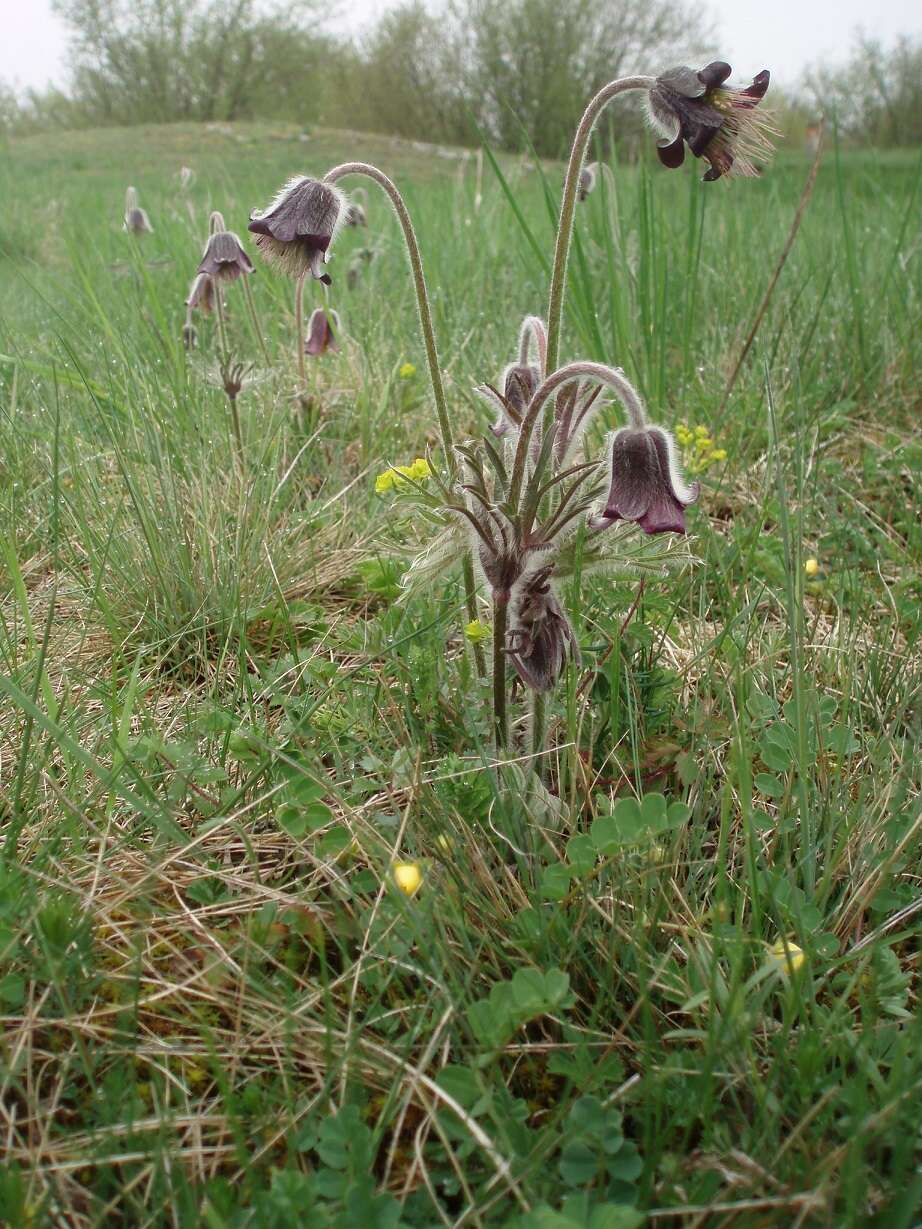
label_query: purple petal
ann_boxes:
[657,136,686,169]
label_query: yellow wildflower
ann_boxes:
[375,457,431,493]
[464,618,491,643]
[694,424,711,437]
[804,558,819,577]
[767,938,805,974]
[399,362,417,379]
[711,448,727,462]
[393,862,423,896]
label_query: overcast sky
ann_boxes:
[2,0,921,93]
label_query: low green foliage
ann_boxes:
[0,122,919,1227]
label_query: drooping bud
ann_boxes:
[182,320,198,350]
[185,271,217,315]
[591,426,699,535]
[507,566,580,692]
[578,162,598,201]
[247,176,344,282]
[197,212,255,282]
[304,308,338,357]
[124,186,153,235]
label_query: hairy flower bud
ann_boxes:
[247,176,344,281]
[304,307,338,356]
[197,213,255,282]
[185,271,217,315]
[123,186,153,235]
[592,426,699,535]
[507,566,579,692]
[578,162,597,201]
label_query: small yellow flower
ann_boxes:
[767,938,805,974]
[711,448,727,462]
[694,424,711,438]
[393,862,423,896]
[399,362,417,379]
[464,618,491,644]
[804,558,819,577]
[375,458,431,493]
[695,435,714,451]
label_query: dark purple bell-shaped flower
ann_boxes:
[304,308,338,357]
[197,213,255,282]
[648,61,775,181]
[592,426,699,535]
[247,176,344,282]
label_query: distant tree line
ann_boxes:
[2,0,921,153]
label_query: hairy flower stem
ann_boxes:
[294,270,308,391]
[545,76,653,374]
[530,692,546,762]
[508,361,648,511]
[323,161,485,677]
[493,597,508,749]
[242,275,271,366]
[228,394,244,459]
[213,289,230,365]
[323,163,455,462]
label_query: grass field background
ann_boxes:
[0,119,920,1227]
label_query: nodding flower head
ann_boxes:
[578,162,597,201]
[197,212,255,282]
[475,316,547,438]
[304,307,338,357]
[185,271,217,315]
[123,186,153,235]
[247,176,344,282]
[507,565,580,693]
[648,61,775,181]
[592,426,699,535]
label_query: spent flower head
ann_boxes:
[248,176,344,281]
[648,61,776,181]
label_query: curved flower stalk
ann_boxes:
[196,211,269,364]
[248,176,345,391]
[545,61,774,373]
[441,322,697,747]
[320,160,485,674]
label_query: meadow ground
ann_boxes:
[0,120,920,1228]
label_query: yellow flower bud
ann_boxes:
[767,938,805,974]
[804,558,819,577]
[393,862,423,896]
[464,618,491,643]
[399,362,417,379]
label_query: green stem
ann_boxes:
[213,287,230,364]
[322,162,455,465]
[530,692,547,761]
[229,395,244,459]
[324,161,486,677]
[545,76,652,374]
[294,270,307,391]
[493,597,508,750]
[462,555,487,676]
[508,361,647,512]
[242,274,271,365]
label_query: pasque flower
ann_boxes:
[123,186,153,234]
[248,176,344,281]
[197,212,255,282]
[304,307,338,356]
[185,271,216,315]
[592,426,699,535]
[648,61,775,181]
[506,565,580,693]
